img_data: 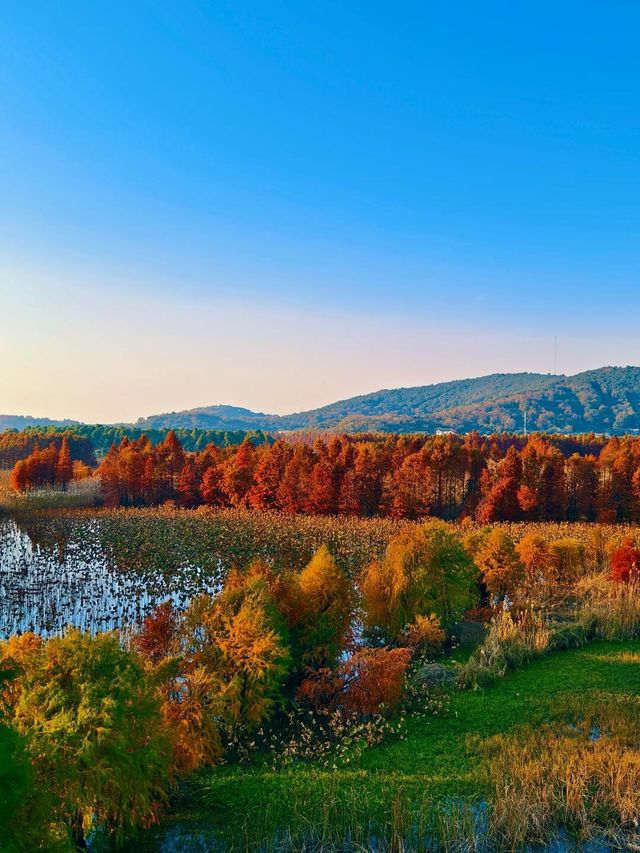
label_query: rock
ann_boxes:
[418,663,456,688]
[451,620,488,648]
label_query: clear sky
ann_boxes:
[2,1,640,423]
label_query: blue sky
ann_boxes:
[2,2,640,421]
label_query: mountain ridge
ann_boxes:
[133,366,640,435]
[5,367,640,435]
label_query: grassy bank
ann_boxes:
[136,640,640,850]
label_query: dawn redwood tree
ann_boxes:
[339,442,384,517]
[177,459,200,507]
[0,630,171,849]
[361,519,477,642]
[476,446,522,522]
[382,450,432,519]
[293,545,354,667]
[9,459,27,492]
[277,444,314,513]
[223,439,256,506]
[155,430,185,500]
[200,460,226,507]
[307,459,338,514]
[248,440,290,510]
[83,429,640,521]
[565,452,598,520]
[54,437,73,490]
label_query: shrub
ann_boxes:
[576,573,640,640]
[459,609,551,689]
[401,614,446,656]
[341,647,412,716]
[610,537,640,583]
[298,647,412,718]
[548,537,585,585]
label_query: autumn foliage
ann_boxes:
[360,519,477,641]
[55,430,640,524]
[610,538,640,583]
[9,437,92,492]
[11,428,640,524]
[297,646,412,716]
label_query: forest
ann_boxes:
[11,428,640,523]
[10,424,271,456]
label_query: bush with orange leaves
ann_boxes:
[297,646,411,717]
[611,537,640,583]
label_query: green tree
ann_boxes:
[1,631,171,849]
[0,667,63,852]
[294,545,354,667]
[361,519,478,641]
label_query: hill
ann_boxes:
[0,414,79,431]
[134,366,640,435]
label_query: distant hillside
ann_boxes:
[0,414,79,431]
[134,367,640,435]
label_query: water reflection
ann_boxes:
[0,517,219,639]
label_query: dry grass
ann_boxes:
[483,693,640,849]
[577,575,640,640]
[459,609,552,688]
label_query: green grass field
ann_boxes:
[134,640,640,850]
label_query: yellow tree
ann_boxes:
[184,574,291,729]
[475,528,524,603]
[294,545,354,667]
[361,519,477,642]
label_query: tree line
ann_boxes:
[87,430,640,522]
[0,430,96,468]
[9,438,93,492]
[14,424,271,455]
